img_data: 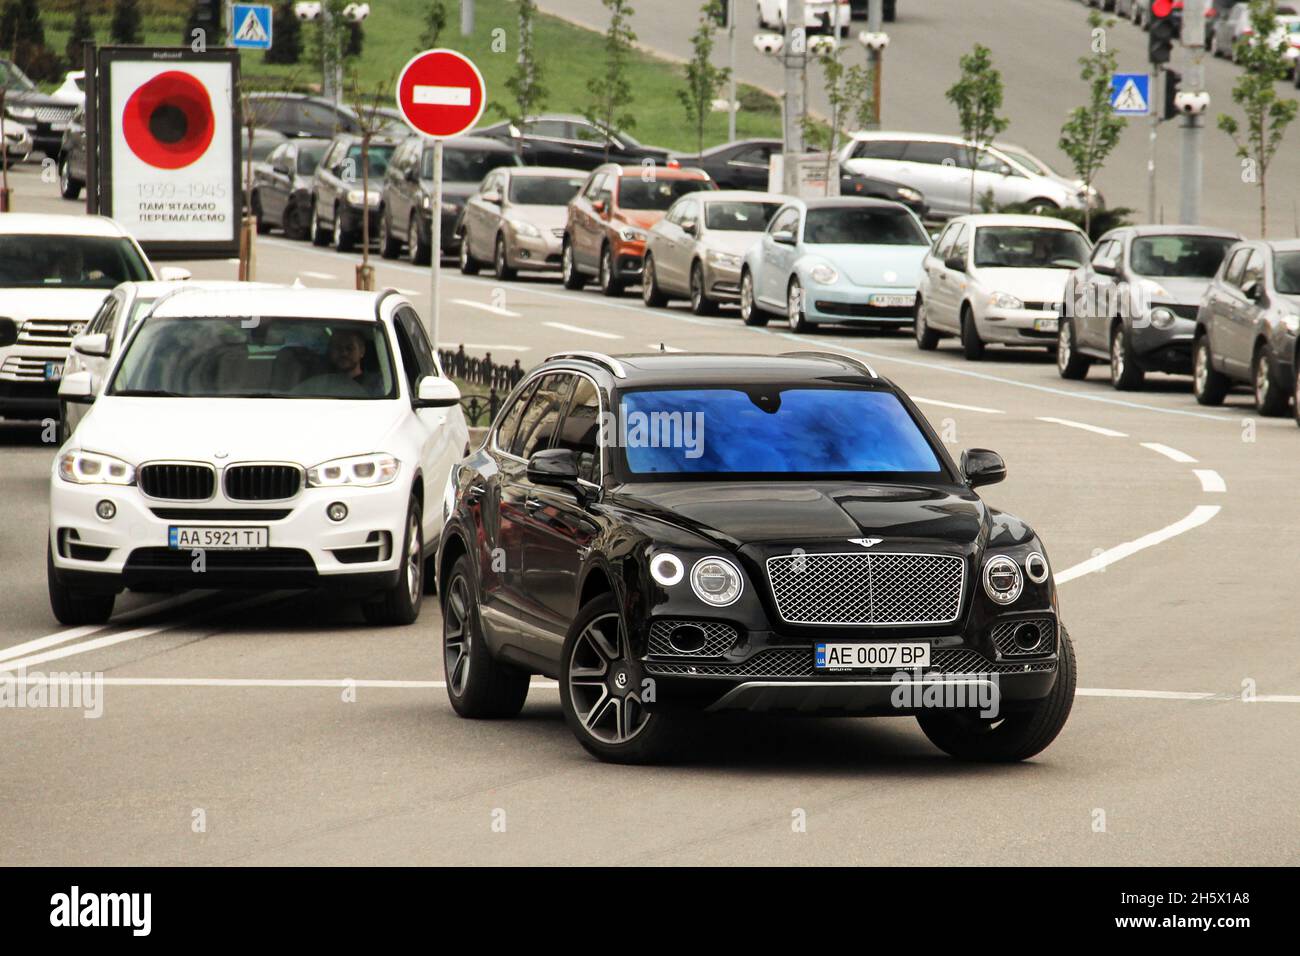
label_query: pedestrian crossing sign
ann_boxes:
[232,4,273,50]
[1110,73,1150,115]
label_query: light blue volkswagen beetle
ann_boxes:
[739,197,931,333]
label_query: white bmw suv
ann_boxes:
[48,286,468,627]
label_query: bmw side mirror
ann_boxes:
[72,332,109,357]
[0,317,17,348]
[58,370,96,405]
[961,448,1006,489]
[527,448,580,488]
[414,375,461,408]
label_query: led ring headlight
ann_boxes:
[649,552,684,587]
[983,555,1023,605]
[1025,552,1050,585]
[690,555,743,607]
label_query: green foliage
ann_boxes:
[492,0,547,129]
[802,42,872,194]
[110,0,142,45]
[418,0,448,50]
[65,4,95,67]
[1058,12,1127,234]
[1000,201,1135,242]
[945,43,1009,213]
[265,1,302,65]
[584,0,637,158]
[677,2,730,156]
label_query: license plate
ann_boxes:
[168,526,268,550]
[815,642,931,671]
[870,294,916,308]
[44,362,63,381]
[1034,317,1059,332]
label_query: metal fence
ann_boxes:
[438,346,529,426]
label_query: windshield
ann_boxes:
[617,177,713,211]
[0,236,152,289]
[1275,251,1300,295]
[297,143,328,175]
[344,143,393,177]
[430,147,520,181]
[618,387,942,477]
[0,59,35,92]
[973,226,1089,269]
[704,201,782,232]
[1129,234,1236,278]
[110,317,396,400]
[804,206,929,245]
[995,147,1050,176]
[508,175,585,205]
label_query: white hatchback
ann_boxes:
[49,287,467,626]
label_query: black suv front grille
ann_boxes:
[224,464,301,501]
[138,463,215,500]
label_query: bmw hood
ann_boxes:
[811,245,927,287]
[0,289,114,322]
[973,267,1073,303]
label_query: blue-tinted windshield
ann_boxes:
[618,388,942,476]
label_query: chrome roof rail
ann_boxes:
[779,350,878,378]
[544,351,628,378]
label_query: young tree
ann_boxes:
[66,4,95,68]
[111,0,143,45]
[584,0,637,161]
[491,0,547,139]
[677,2,730,157]
[1217,0,1298,237]
[802,43,871,194]
[1058,12,1126,236]
[345,75,394,289]
[419,1,449,50]
[945,43,1009,213]
[266,1,303,65]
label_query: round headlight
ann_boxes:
[809,263,838,285]
[1025,552,1050,584]
[690,555,743,607]
[1149,307,1177,330]
[649,552,684,586]
[989,291,1024,310]
[983,555,1023,605]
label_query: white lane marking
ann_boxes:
[0,593,208,664]
[913,397,1004,414]
[649,343,687,352]
[543,321,622,339]
[451,298,522,318]
[300,271,337,280]
[1035,416,1127,438]
[436,342,531,352]
[1077,688,1215,701]
[1055,505,1221,584]
[1193,468,1226,493]
[1141,442,1198,464]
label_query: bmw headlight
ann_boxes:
[307,453,399,488]
[1149,306,1177,330]
[989,291,1024,310]
[982,555,1024,605]
[690,555,743,607]
[57,450,135,486]
[707,249,742,269]
[809,263,839,285]
[617,225,648,242]
[510,219,541,238]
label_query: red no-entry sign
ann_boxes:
[395,49,486,139]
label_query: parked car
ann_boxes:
[56,106,88,199]
[840,166,929,218]
[756,0,852,34]
[246,92,361,138]
[1057,225,1241,389]
[1,57,78,158]
[308,133,400,252]
[49,287,468,626]
[458,166,586,279]
[438,350,1074,764]
[642,190,785,314]
[240,127,289,210]
[562,163,715,296]
[3,116,31,162]
[0,214,188,424]
[739,197,930,332]
[839,132,1099,220]
[378,134,522,264]
[1212,1,1255,56]
[1192,239,1300,416]
[250,136,330,239]
[669,139,780,191]
[916,214,1091,360]
[476,114,672,171]
[51,70,85,106]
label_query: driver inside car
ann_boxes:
[298,327,382,396]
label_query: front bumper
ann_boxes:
[341,202,381,236]
[1131,318,1196,373]
[702,260,743,301]
[506,229,564,270]
[975,306,1062,346]
[805,282,919,325]
[610,238,646,282]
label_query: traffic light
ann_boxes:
[1163,69,1182,120]
[1148,2,1180,65]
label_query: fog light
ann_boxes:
[668,624,707,654]
[649,552,684,586]
[327,502,348,522]
[1013,623,1043,652]
[1025,552,1050,584]
[95,500,116,520]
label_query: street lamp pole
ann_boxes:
[727,0,737,143]
[1179,0,1207,225]
[462,0,474,37]
[783,0,806,196]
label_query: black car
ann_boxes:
[307,133,399,252]
[246,92,360,139]
[377,134,521,264]
[850,0,897,20]
[476,114,672,171]
[56,105,88,200]
[839,166,928,218]
[1,58,77,158]
[240,126,289,209]
[250,136,330,239]
[437,351,1075,764]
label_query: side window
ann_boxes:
[583,173,606,200]
[1240,249,1264,291]
[1091,240,1115,266]
[902,142,964,167]
[1224,248,1249,287]
[933,224,958,259]
[396,308,436,379]
[770,207,799,236]
[554,376,602,485]
[678,199,698,228]
[496,378,539,454]
[951,224,970,262]
[513,373,574,461]
[852,139,907,160]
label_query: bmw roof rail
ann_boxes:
[545,351,627,378]
[780,350,878,378]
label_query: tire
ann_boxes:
[740,269,768,326]
[58,157,82,200]
[309,200,330,246]
[252,192,271,234]
[1109,323,1145,390]
[914,296,940,350]
[442,554,530,718]
[559,593,681,764]
[284,202,308,241]
[960,306,984,360]
[689,261,718,315]
[786,278,810,333]
[598,244,624,297]
[1253,346,1288,416]
[378,209,402,259]
[332,204,354,252]
[1192,335,1229,406]
[641,254,668,307]
[1057,317,1090,379]
[493,234,517,281]
[561,240,587,289]
[361,499,424,626]
[408,214,431,265]
[47,541,114,626]
[916,627,1076,762]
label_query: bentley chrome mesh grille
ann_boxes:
[765,551,964,625]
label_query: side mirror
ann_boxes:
[481,190,502,205]
[944,254,967,273]
[961,448,1006,489]
[414,375,461,408]
[772,229,796,245]
[1093,256,1118,277]
[682,220,698,236]
[158,266,191,282]
[1242,279,1262,301]
[58,370,96,404]
[0,317,17,348]
[592,199,606,215]
[527,447,579,488]
[407,166,420,183]
[72,332,109,357]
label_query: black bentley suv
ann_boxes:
[437,351,1074,764]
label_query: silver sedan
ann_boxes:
[459,166,587,280]
[642,190,785,314]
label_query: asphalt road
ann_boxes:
[2,162,1298,865]
[536,0,1300,237]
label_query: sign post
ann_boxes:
[396,49,487,348]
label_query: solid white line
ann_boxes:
[913,397,1005,415]
[436,342,531,352]
[1035,416,1128,438]
[649,343,687,352]
[451,298,522,318]
[1140,442,1198,464]
[1193,468,1226,493]
[1055,505,1221,584]
[300,271,337,281]
[543,321,622,339]
[0,593,208,664]
[1077,688,1216,701]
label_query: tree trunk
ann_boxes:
[1259,170,1268,239]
